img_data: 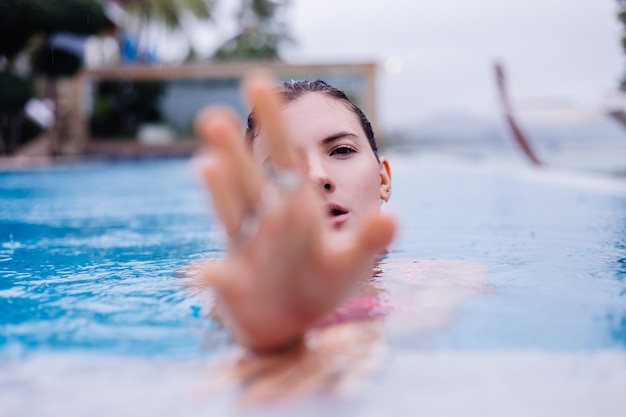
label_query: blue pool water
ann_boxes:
[1,154,625,416]
[1,159,221,358]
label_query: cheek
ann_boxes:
[338,160,381,209]
[251,138,268,167]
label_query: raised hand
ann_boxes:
[194,72,396,353]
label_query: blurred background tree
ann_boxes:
[213,0,292,61]
[618,0,626,88]
[90,80,165,138]
[0,0,294,155]
[118,0,214,28]
[115,0,291,62]
[114,0,215,62]
[0,0,111,155]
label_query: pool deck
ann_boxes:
[2,350,625,417]
[0,137,199,169]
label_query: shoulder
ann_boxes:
[379,257,488,289]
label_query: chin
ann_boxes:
[328,221,357,242]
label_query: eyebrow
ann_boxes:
[321,131,359,145]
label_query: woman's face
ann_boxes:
[251,92,391,239]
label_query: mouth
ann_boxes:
[326,203,349,227]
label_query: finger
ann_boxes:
[201,158,244,236]
[195,107,263,204]
[354,213,396,255]
[243,72,300,168]
[201,260,249,305]
[327,213,397,281]
[200,260,229,290]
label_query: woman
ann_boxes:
[194,72,396,353]
[190,73,487,402]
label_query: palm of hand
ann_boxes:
[195,73,395,352]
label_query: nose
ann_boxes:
[307,156,334,193]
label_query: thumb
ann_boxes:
[320,212,397,294]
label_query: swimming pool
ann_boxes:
[1,154,625,416]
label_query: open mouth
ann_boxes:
[329,207,347,217]
[327,203,349,226]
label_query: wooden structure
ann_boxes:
[69,61,378,157]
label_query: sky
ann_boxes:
[282,0,624,130]
[168,0,624,132]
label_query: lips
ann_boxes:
[326,203,349,227]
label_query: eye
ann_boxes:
[330,146,356,157]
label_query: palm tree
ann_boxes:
[213,0,292,61]
[118,0,213,28]
[114,0,215,61]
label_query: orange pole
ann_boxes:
[494,63,543,166]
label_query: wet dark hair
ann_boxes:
[245,80,379,158]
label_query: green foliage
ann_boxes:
[118,0,292,61]
[0,0,110,153]
[0,0,111,61]
[0,72,39,154]
[0,72,34,112]
[31,47,82,78]
[31,0,111,78]
[213,0,292,61]
[0,0,36,60]
[90,80,166,138]
[618,1,626,88]
[37,0,112,35]
[123,0,214,29]
[249,0,280,19]
[120,0,216,62]
[19,117,44,145]
[213,32,283,60]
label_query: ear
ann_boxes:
[378,156,392,202]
